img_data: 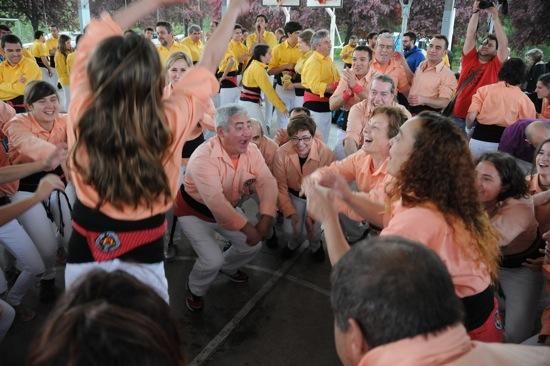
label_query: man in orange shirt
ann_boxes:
[331,236,550,366]
[250,118,278,171]
[365,32,412,102]
[175,104,277,312]
[408,35,457,115]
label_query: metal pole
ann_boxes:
[325,8,336,59]
[282,7,291,23]
[399,0,413,42]
[441,0,456,50]
[78,0,91,32]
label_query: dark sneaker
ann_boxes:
[220,269,249,283]
[282,245,297,259]
[311,245,326,263]
[265,231,279,249]
[185,284,204,312]
[39,279,57,304]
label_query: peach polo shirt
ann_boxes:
[541,98,550,119]
[346,100,411,146]
[528,174,550,234]
[257,135,278,171]
[3,113,67,165]
[365,57,410,94]
[490,197,538,255]
[409,60,457,100]
[469,81,537,127]
[382,201,491,297]
[331,75,369,111]
[184,137,277,231]
[273,138,335,218]
[0,102,17,196]
[67,14,218,220]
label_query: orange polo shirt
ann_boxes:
[469,81,537,127]
[331,75,369,111]
[382,201,491,298]
[346,100,411,146]
[365,57,410,94]
[409,60,457,100]
[184,137,277,231]
[67,14,218,220]
[542,264,550,341]
[528,174,550,235]
[273,138,335,218]
[541,98,550,119]
[490,197,538,255]
[3,113,67,165]
[257,135,278,171]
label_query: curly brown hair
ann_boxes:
[389,112,500,280]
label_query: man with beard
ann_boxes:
[155,21,191,64]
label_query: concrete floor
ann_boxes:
[0,123,344,366]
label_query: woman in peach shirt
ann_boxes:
[273,114,334,260]
[63,0,249,301]
[475,152,544,343]
[535,73,550,119]
[303,111,502,342]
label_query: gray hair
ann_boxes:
[525,48,544,63]
[215,104,248,130]
[376,32,395,47]
[188,24,201,34]
[371,73,396,94]
[311,29,330,50]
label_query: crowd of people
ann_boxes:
[0,0,550,364]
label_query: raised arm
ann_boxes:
[487,5,509,62]
[199,0,250,74]
[463,1,480,55]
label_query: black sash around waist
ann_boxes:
[408,105,441,115]
[181,133,205,159]
[19,165,65,193]
[67,199,165,264]
[6,95,26,113]
[0,196,10,206]
[501,231,545,268]
[180,185,215,221]
[471,122,505,143]
[462,285,495,331]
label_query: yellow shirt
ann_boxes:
[66,52,75,76]
[0,58,42,100]
[245,31,278,52]
[46,37,59,55]
[242,60,286,113]
[157,41,192,64]
[340,44,355,64]
[301,51,340,97]
[55,51,70,86]
[268,40,302,73]
[218,40,248,73]
[179,37,204,63]
[295,50,313,75]
[30,40,48,58]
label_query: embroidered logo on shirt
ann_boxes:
[95,231,121,253]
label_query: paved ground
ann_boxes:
[0,124,345,366]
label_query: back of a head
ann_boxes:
[498,57,526,86]
[72,32,172,209]
[331,236,463,348]
[28,270,186,366]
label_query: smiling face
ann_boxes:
[362,112,391,157]
[536,141,550,176]
[387,118,421,176]
[167,59,190,84]
[290,129,313,158]
[218,113,252,157]
[368,79,394,109]
[3,42,23,65]
[351,50,370,77]
[375,37,394,64]
[475,160,503,204]
[29,93,60,125]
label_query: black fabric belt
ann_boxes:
[461,285,494,331]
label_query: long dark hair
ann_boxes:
[389,112,499,279]
[242,43,270,76]
[58,34,71,58]
[71,33,172,210]
[477,152,529,201]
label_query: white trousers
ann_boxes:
[282,194,321,252]
[65,259,169,303]
[275,84,295,129]
[499,266,544,343]
[178,215,262,296]
[219,87,240,106]
[239,100,267,132]
[469,138,499,160]
[0,219,45,305]
[310,110,332,144]
[40,68,58,89]
[294,96,304,108]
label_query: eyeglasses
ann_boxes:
[290,136,312,143]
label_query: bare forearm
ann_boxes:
[200,6,241,73]
[0,194,42,226]
[329,94,345,111]
[113,0,160,30]
[463,13,480,53]
[423,96,451,109]
[466,112,478,128]
[0,160,45,184]
[533,190,550,207]
[322,210,350,266]
[344,191,384,228]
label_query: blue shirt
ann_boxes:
[404,46,425,73]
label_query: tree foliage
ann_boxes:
[0,0,79,32]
